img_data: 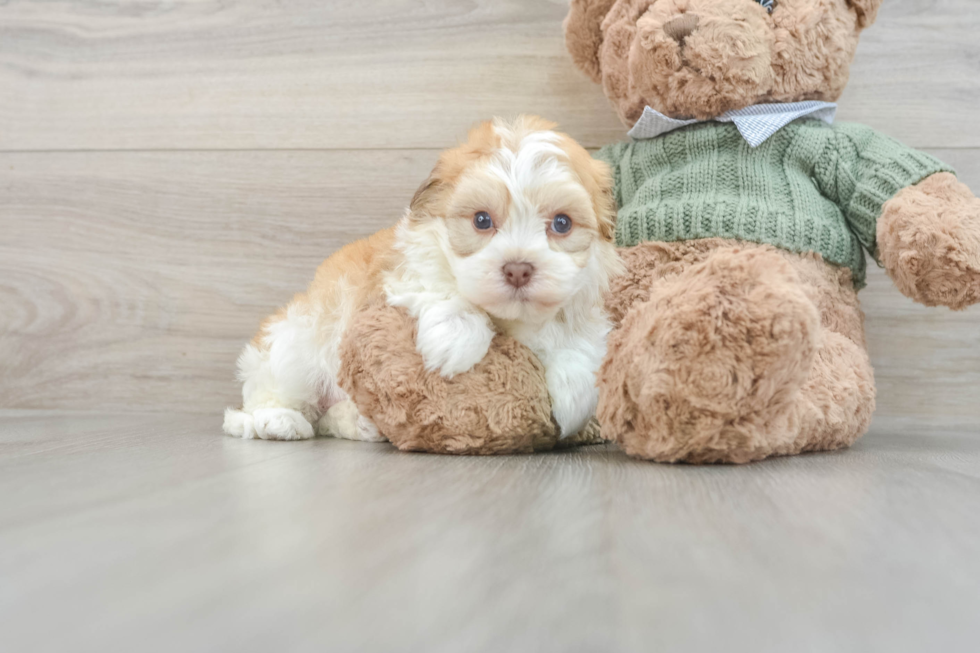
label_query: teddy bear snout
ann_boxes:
[629,2,775,121]
[663,13,700,44]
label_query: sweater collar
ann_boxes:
[627,101,837,148]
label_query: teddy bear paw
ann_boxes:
[879,172,980,310]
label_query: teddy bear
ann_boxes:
[563,0,980,462]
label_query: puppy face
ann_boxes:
[409,116,620,323]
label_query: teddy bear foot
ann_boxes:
[598,247,822,464]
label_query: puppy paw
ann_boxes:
[416,308,495,378]
[546,356,600,439]
[240,407,315,440]
[223,408,256,439]
[356,414,386,442]
[551,393,597,440]
[318,400,387,442]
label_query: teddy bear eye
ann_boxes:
[755,0,775,13]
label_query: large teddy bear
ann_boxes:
[565,0,980,462]
[341,0,979,462]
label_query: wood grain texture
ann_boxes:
[1,412,978,653]
[0,0,978,421]
[1,0,979,151]
[2,148,980,421]
[0,149,436,411]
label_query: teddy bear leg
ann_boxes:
[790,331,876,455]
[775,253,877,456]
[598,246,822,464]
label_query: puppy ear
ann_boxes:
[564,0,618,84]
[410,175,440,216]
[559,134,618,242]
[847,0,882,29]
[410,120,500,220]
[590,158,617,243]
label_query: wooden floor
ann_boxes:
[1,412,979,653]
[2,0,980,650]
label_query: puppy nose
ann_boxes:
[664,13,700,44]
[502,261,534,289]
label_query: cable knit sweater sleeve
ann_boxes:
[813,122,954,260]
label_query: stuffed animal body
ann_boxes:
[339,0,979,462]
[565,0,980,462]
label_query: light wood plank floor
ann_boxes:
[2,0,979,650]
[1,413,979,653]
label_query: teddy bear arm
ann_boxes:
[338,301,568,455]
[816,124,952,257]
[851,0,884,28]
[877,172,980,310]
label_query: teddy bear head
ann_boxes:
[565,0,882,124]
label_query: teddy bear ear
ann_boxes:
[848,0,883,29]
[564,0,618,84]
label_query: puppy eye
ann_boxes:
[755,0,775,13]
[473,211,494,231]
[551,214,572,234]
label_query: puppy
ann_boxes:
[223,115,621,442]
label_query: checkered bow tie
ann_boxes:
[627,101,838,148]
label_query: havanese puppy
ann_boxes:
[223,115,621,443]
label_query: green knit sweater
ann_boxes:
[595,120,953,287]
